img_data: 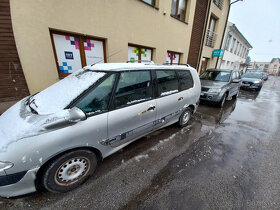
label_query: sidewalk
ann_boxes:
[0,100,18,115]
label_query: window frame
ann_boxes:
[110,70,155,110]
[128,44,153,63]
[154,69,180,98]
[167,51,181,64]
[50,30,107,78]
[139,0,158,9]
[170,0,188,22]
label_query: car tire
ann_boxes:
[217,94,226,108]
[232,90,239,99]
[41,149,97,193]
[178,107,192,127]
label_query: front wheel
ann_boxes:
[178,108,192,127]
[41,150,97,193]
[217,94,226,108]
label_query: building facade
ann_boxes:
[250,62,270,72]
[0,0,230,108]
[196,0,231,74]
[268,58,280,75]
[217,21,252,73]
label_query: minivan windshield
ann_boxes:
[200,71,231,82]
[242,73,262,79]
[29,70,106,115]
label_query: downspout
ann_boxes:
[215,0,231,68]
[195,0,212,70]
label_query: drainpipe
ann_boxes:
[215,0,243,69]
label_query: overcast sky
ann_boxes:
[228,0,280,62]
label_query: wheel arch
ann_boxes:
[35,146,103,189]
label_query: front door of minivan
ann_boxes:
[108,71,156,147]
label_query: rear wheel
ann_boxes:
[178,107,192,127]
[41,150,97,193]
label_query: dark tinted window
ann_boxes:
[156,70,179,96]
[114,71,152,108]
[75,74,116,113]
[177,70,193,90]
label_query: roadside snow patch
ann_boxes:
[135,154,149,162]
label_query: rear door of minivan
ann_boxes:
[153,70,183,129]
[107,70,157,147]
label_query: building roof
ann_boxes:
[228,22,253,49]
[270,58,280,63]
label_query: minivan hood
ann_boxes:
[200,80,228,88]
[0,99,74,152]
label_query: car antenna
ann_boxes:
[91,50,122,66]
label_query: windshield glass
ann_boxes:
[242,73,262,79]
[200,71,231,82]
[29,69,106,115]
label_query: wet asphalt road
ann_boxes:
[1,76,280,210]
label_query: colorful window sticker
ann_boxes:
[52,33,82,74]
[166,52,180,64]
[128,46,152,63]
[84,39,105,65]
[128,46,139,63]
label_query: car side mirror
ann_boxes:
[67,107,87,123]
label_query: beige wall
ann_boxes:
[10,0,197,94]
[199,0,230,73]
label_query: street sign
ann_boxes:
[212,49,224,57]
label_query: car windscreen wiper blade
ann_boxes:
[25,93,39,114]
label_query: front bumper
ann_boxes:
[200,91,223,103]
[0,167,39,198]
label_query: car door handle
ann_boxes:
[147,106,156,111]
[178,97,183,101]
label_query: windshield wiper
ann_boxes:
[25,93,39,114]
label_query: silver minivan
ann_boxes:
[0,63,201,197]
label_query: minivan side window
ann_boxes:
[156,70,179,96]
[114,71,152,108]
[177,70,194,90]
[75,74,116,113]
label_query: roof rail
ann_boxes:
[126,60,155,64]
[163,63,191,67]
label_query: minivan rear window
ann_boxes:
[156,70,179,96]
[177,70,193,90]
[114,71,152,108]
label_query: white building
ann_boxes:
[218,22,252,73]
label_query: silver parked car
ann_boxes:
[200,69,241,107]
[0,63,201,197]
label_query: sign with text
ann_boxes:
[65,51,74,60]
[212,49,224,57]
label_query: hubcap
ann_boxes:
[182,110,190,124]
[55,157,90,186]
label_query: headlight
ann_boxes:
[208,88,221,94]
[254,81,260,84]
[0,161,14,171]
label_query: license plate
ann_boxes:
[242,83,250,86]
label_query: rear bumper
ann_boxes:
[240,84,261,90]
[0,167,39,198]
